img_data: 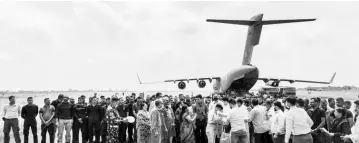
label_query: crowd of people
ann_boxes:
[2,92,359,143]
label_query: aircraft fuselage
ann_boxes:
[213,65,259,94]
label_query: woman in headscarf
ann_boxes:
[180,105,197,143]
[320,108,351,143]
[136,102,151,143]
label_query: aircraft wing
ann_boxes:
[136,73,220,84]
[258,72,336,84]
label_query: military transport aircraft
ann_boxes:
[137,13,336,96]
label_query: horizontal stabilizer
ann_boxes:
[206,19,256,25]
[262,19,316,25]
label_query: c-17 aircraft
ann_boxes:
[137,13,336,96]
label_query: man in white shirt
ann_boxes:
[227,98,248,143]
[222,97,231,133]
[209,95,223,112]
[206,104,224,143]
[2,95,21,143]
[271,101,286,143]
[285,97,313,143]
[247,99,272,143]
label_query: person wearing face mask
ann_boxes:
[56,96,74,143]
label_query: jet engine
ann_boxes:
[198,80,206,88]
[265,80,280,87]
[178,81,186,90]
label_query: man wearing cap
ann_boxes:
[70,97,76,105]
[3,95,21,143]
[56,96,74,143]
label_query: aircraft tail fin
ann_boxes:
[262,19,316,25]
[329,72,336,84]
[207,14,316,65]
[136,73,142,84]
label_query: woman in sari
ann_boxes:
[320,108,352,143]
[137,102,151,143]
[180,105,197,143]
[103,97,122,143]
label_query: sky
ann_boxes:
[0,1,358,91]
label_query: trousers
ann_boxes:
[23,120,38,143]
[41,123,55,143]
[88,121,101,143]
[58,119,73,143]
[3,119,21,143]
[73,119,88,143]
[231,129,248,143]
[292,133,313,143]
[195,119,208,143]
[254,131,273,143]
